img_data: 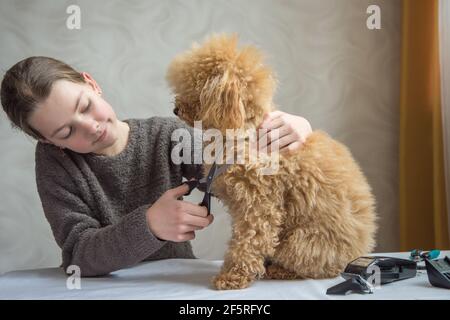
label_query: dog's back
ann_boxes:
[270,130,377,277]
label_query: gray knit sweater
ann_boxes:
[35,116,204,277]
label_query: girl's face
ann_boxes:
[29,73,121,155]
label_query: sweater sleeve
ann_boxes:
[35,146,166,277]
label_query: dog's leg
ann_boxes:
[212,206,282,290]
[272,227,358,279]
[264,258,305,280]
[264,263,300,280]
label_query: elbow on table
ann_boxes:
[62,259,112,278]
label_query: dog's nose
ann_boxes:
[173,108,179,116]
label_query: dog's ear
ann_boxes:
[199,70,246,130]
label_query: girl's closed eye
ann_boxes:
[63,127,73,139]
[62,100,91,139]
[83,100,91,113]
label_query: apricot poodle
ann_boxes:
[166,34,377,290]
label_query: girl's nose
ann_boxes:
[80,118,99,134]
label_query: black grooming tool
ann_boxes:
[425,256,450,289]
[180,162,231,215]
[326,256,417,295]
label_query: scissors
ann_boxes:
[180,162,231,215]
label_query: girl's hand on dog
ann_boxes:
[257,111,312,156]
[146,183,214,242]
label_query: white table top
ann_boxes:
[1,251,449,300]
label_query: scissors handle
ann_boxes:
[181,180,199,196]
[199,192,211,216]
[180,180,211,215]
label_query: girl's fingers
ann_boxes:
[175,231,195,242]
[182,224,204,232]
[277,133,297,149]
[262,133,300,155]
[184,213,212,228]
[280,141,302,155]
[258,124,290,149]
[180,200,208,217]
[259,111,284,128]
[263,116,284,130]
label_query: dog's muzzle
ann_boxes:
[173,107,179,116]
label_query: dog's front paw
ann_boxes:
[212,272,253,290]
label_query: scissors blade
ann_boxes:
[206,163,232,190]
[213,163,231,178]
[197,163,232,192]
[204,162,217,193]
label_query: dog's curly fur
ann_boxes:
[166,34,377,290]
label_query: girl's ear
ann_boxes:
[80,72,103,95]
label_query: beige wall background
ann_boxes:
[0,0,402,274]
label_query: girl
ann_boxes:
[0,56,312,277]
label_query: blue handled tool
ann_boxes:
[410,249,440,262]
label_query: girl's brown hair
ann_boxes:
[0,56,85,140]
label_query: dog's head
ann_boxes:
[166,34,276,132]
